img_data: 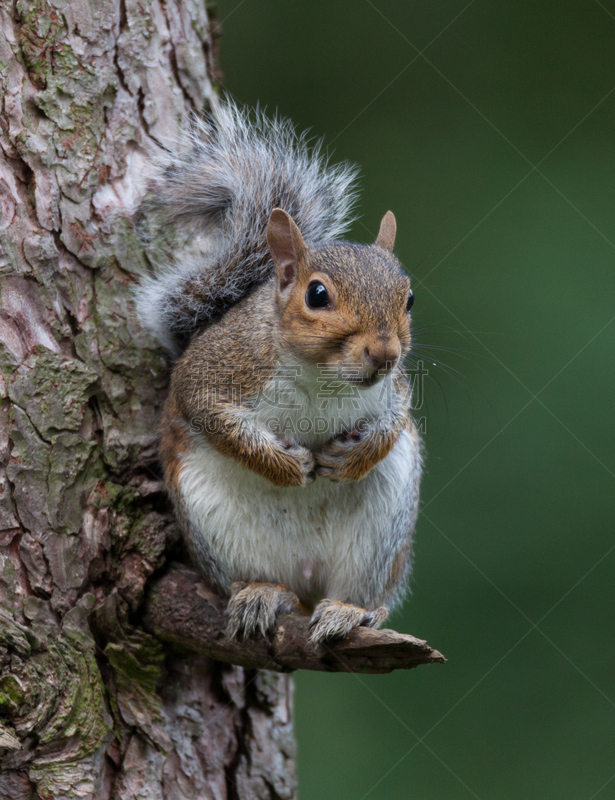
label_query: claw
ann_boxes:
[226,581,300,640]
[309,599,388,645]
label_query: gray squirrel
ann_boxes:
[135,101,423,644]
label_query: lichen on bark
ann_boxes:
[0,0,297,797]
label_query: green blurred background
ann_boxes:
[216,1,615,797]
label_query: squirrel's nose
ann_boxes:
[363,345,399,373]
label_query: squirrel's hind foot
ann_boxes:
[226,581,301,640]
[308,599,388,645]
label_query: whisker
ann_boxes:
[406,352,466,386]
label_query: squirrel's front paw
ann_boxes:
[314,429,371,482]
[226,581,301,639]
[309,599,388,645]
[275,439,316,487]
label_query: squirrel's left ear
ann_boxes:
[267,208,307,294]
[375,211,396,252]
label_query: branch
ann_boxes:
[143,566,446,674]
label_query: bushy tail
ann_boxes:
[135,100,359,357]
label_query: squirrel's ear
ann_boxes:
[267,208,307,293]
[375,211,396,252]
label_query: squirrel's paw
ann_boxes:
[308,599,388,645]
[277,439,316,487]
[226,581,301,640]
[313,429,370,482]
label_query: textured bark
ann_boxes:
[145,567,446,674]
[0,1,297,798]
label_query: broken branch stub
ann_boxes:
[144,566,446,674]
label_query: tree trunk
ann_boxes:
[0,1,297,798]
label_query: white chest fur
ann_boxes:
[252,362,395,449]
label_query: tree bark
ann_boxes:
[0,1,296,797]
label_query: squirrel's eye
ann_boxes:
[406,290,415,312]
[306,281,329,309]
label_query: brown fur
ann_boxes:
[386,542,410,594]
[159,395,195,495]
[313,420,402,482]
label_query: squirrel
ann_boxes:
[135,101,423,645]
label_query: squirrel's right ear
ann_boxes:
[267,208,307,293]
